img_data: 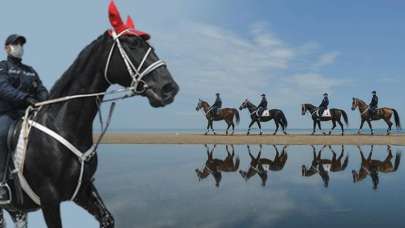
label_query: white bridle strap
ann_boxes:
[104,29,166,93]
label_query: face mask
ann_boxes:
[8,45,24,59]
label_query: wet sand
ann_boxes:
[96,133,405,145]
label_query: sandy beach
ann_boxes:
[96,133,405,145]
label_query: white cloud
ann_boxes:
[313,51,340,69]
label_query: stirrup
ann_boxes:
[0,183,11,205]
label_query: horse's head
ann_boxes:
[196,99,205,111]
[105,1,179,107]
[301,104,307,115]
[351,98,358,111]
[239,99,249,110]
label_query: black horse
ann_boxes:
[301,103,348,135]
[0,2,178,228]
[239,99,288,135]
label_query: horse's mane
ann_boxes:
[353,97,366,105]
[245,99,257,109]
[48,33,109,99]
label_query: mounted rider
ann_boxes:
[318,93,329,119]
[208,93,222,118]
[0,34,49,203]
[369,90,378,118]
[257,93,268,118]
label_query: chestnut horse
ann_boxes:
[352,145,401,190]
[351,98,401,135]
[195,144,240,187]
[196,99,240,135]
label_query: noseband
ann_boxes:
[104,29,166,94]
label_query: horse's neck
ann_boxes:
[39,36,110,145]
[247,102,257,113]
[202,103,210,113]
[307,104,316,112]
[357,100,368,112]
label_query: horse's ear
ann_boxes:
[126,16,135,29]
[108,0,126,33]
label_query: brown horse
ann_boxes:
[352,145,401,190]
[196,99,240,135]
[195,144,240,187]
[352,98,401,135]
[302,145,349,188]
[301,103,349,135]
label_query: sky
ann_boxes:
[1,0,405,132]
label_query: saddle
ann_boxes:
[257,109,270,117]
[318,109,331,117]
[2,118,25,207]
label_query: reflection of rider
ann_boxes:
[257,94,268,118]
[368,91,378,118]
[209,93,222,117]
[318,93,329,118]
[0,34,49,203]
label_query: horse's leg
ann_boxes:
[274,121,279,135]
[225,122,230,135]
[330,120,337,135]
[74,183,114,228]
[210,120,216,135]
[0,210,5,228]
[358,119,365,134]
[41,198,62,228]
[384,118,392,135]
[247,120,255,135]
[366,120,374,135]
[312,120,316,135]
[257,121,263,135]
[337,120,344,136]
[8,211,28,228]
[205,121,210,135]
[231,123,235,135]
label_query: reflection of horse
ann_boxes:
[0,2,179,227]
[195,145,240,187]
[257,145,288,171]
[301,103,348,135]
[196,100,240,135]
[302,145,349,188]
[239,145,288,186]
[352,145,401,190]
[239,145,268,186]
[351,98,401,135]
[239,99,288,135]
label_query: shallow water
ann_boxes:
[3,144,403,227]
[87,144,405,228]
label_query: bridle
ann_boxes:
[104,29,166,94]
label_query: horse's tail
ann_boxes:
[233,109,240,125]
[392,109,401,129]
[341,156,349,171]
[280,111,288,128]
[341,109,349,126]
[393,152,401,172]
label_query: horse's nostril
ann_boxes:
[162,82,178,95]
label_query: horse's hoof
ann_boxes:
[260,132,263,136]
[204,132,208,136]
[273,133,276,136]
[311,133,315,136]
[284,132,288,135]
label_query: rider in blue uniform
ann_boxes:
[208,93,222,118]
[369,90,378,118]
[257,93,268,119]
[0,34,49,203]
[318,93,329,119]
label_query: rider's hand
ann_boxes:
[25,96,39,106]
